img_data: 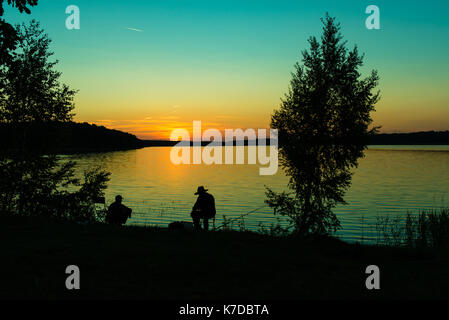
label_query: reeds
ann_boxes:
[374,208,449,248]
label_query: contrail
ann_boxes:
[126,27,143,32]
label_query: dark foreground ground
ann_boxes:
[1,215,449,300]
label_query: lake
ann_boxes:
[67,145,449,242]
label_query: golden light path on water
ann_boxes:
[65,146,449,243]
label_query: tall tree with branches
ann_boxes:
[266,14,380,237]
[0,21,110,222]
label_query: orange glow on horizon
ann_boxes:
[89,119,272,141]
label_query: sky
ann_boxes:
[4,0,449,139]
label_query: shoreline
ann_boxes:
[2,214,448,299]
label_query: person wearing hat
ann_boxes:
[106,195,132,225]
[191,186,216,231]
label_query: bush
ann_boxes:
[0,156,110,223]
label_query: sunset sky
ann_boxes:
[5,0,449,139]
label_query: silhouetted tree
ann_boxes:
[0,20,75,122]
[0,21,110,222]
[266,14,380,237]
[0,0,38,63]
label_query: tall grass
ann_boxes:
[374,208,449,248]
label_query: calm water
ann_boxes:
[66,146,449,242]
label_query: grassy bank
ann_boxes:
[1,215,449,300]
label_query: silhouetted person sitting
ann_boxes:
[106,195,132,225]
[191,186,216,231]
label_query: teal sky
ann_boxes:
[4,0,449,138]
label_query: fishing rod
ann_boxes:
[129,201,271,231]
[213,205,268,231]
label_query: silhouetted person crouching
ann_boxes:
[106,195,132,225]
[191,186,216,231]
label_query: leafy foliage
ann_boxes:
[266,14,380,237]
[0,157,110,222]
[0,21,111,223]
[0,20,75,122]
[265,188,341,236]
[0,0,38,63]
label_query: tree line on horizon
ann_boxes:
[2,121,449,151]
[0,121,144,153]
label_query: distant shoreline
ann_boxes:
[3,122,449,154]
[142,130,449,148]
[141,141,449,147]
